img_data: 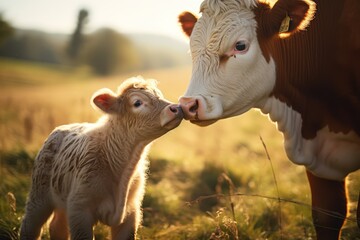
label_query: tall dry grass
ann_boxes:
[0,58,359,239]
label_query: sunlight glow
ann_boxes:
[0,0,203,41]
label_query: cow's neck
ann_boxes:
[271,0,343,91]
[256,0,350,139]
[260,97,309,167]
[260,96,360,181]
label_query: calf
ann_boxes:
[20,77,183,240]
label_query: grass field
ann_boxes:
[0,57,359,239]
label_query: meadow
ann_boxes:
[0,57,359,239]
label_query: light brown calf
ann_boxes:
[20,77,183,240]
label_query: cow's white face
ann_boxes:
[179,0,315,126]
[179,2,275,125]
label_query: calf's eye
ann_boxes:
[133,100,142,107]
[235,40,248,52]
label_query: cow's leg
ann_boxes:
[306,170,347,240]
[49,209,69,240]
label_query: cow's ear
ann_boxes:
[92,88,119,114]
[178,11,198,37]
[268,0,316,38]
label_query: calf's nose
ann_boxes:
[179,97,199,120]
[160,104,183,128]
[169,104,181,114]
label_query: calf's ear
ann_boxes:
[92,89,119,114]
[178,11,198,37]
[267,0,316,38]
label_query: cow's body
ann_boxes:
[257,0,360,180]
[257,0,360,135]
[178,0,360,239]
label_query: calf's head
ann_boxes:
[92,77,183,140]
[178,0,315,126]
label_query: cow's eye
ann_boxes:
[133,100,142,107]
[235,41,248,52]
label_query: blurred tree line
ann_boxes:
[0,9,189,76]
[0,13,13,44]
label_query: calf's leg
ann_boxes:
[50,209,69,240]
[357,190,360,229]
[111,210,140,240]
[20,194,53,240]
[306,170,347,240]
[68,208,95,240]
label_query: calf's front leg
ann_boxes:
[357,190,360,229]
[306,171,347,240]
[111,211,137,240]
[67,204,95,240]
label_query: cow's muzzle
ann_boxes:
[179,96,199,120]
[179,95,223,125]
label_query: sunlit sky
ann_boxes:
[0,0,203,42]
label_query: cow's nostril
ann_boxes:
[189,100,199,113]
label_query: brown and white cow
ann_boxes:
[178,0,360,239]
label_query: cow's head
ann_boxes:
[179,0,315,126]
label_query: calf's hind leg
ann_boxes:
[306,171,347,240]
[357,190,360,229]
[20,193,53,240]
[111,211,138,240]
[50,209,69,240]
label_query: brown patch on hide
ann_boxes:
[254,0,360,139]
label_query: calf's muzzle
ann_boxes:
[160,104,183,129]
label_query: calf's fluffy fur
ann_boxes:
[20,77,183,240]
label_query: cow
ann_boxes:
[20,77,183,240]
[178,0,360,239]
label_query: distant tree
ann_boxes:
[67,9,88,62]
[0,31,61,64]
[80,28,139,76]
[0,14,13,45]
